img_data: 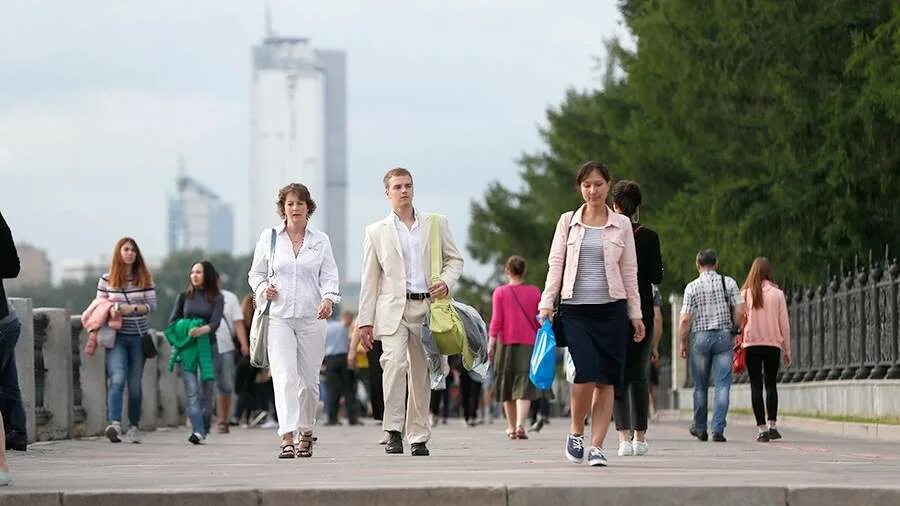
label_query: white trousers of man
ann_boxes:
[380,299,431,444]
[267,316,326,437]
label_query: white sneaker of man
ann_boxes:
[632,438,649,456]
[124,426,142,444]
[617,440,634,457]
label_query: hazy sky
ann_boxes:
[0,0,631,283]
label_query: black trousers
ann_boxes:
[613,316,654,432]
[324,353,358,424]
[746,345,781,426]
[459,371,482,421]
[366,341,384,421]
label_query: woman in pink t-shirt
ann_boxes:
[489,256,552,440]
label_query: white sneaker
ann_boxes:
[632,439,649,456]
[587,447,608,467]
[105,422,122,443]
[260,418,278,429]
[617,440,634,456]
[125,426,142,444]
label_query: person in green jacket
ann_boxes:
[168,260,224,445]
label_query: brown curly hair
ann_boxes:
[276,183,317,219]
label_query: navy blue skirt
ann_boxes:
[561,300,628,387]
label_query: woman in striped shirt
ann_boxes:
[97,237,157,443]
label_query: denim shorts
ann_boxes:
[213,350,236,394]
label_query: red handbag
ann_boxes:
[732,332,746,375]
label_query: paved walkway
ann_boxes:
[7,414,900,495]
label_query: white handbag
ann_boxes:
[249,228,276,368]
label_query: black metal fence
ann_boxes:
[732,259,900,384]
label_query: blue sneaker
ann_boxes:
[565,433,585,463]
[587,447,608,467]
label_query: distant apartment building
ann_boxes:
[168,170,234,255]
[59,258,108,285]
[4,242,51,292]
[248,31,347,276]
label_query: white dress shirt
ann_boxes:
[248,223,341,319]
[393,210,429,293]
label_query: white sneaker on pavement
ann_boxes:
[125,426,142,444]
[105,422,122,443]
[632,438,649,456]
[617,440,634,456]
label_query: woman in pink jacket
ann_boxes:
[740,257,791,442]
[539,161,644,467]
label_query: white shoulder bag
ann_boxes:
[249,229,276,368]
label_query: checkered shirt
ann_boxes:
[681,271,743,333]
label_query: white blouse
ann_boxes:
[248,223,341,319]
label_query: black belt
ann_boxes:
[406,292,431,300]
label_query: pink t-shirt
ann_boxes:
[489,283,541,345]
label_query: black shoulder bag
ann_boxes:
[123,290,158,359]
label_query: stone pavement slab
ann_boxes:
[3,417,900,504]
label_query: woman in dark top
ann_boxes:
[169,260,224,444]
[0,211,23,484]
[611,181,663,457]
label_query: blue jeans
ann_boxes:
[105,332,145,427]
[0,317,27,436]
[690,330,733,434]
[179,365,215,437]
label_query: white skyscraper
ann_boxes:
[249,27,347,278]
[168,158,234,255]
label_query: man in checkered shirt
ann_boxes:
[678,249,745,443]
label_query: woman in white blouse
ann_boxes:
[248,183,341,459]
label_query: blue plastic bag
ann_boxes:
[529,319,557,390]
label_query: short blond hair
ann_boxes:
[383,167,413,188]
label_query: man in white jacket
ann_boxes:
[357,167,463,456]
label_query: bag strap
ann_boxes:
[720,274,736,328]
[509,285,539,332]
[429,214,441,286]
[262,228,276,315]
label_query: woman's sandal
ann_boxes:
[506,428,517,440]
[297,432,317,458]
[278,442,296,459]
[515,426,529,440]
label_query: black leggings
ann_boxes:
[746,345,781,426]
[459,371,482,421]
[613,317,653,432]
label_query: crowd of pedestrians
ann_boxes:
[0,163,795,482]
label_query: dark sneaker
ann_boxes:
[565,433,585,463]
[712,433,727,442]
[767,428,782,440]
[385,431,403,454]
[5,431,27,451]
[587,447,608,467]
[410,442,430,456]
[188,432,204,445]
[689,427,708,442]
[756,431,770,442]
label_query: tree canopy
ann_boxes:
[464,0,900,317]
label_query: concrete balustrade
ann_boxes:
[33,308,73,440]
[7,297,185,441]
[9,298,36,443]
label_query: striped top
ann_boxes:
[566,226,615,305]
[96,274,157,335]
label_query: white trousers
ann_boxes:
[380,299,431,444]
[267,316,326,437]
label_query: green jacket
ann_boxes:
[164,318,215,381]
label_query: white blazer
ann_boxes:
[357,211,463,337]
